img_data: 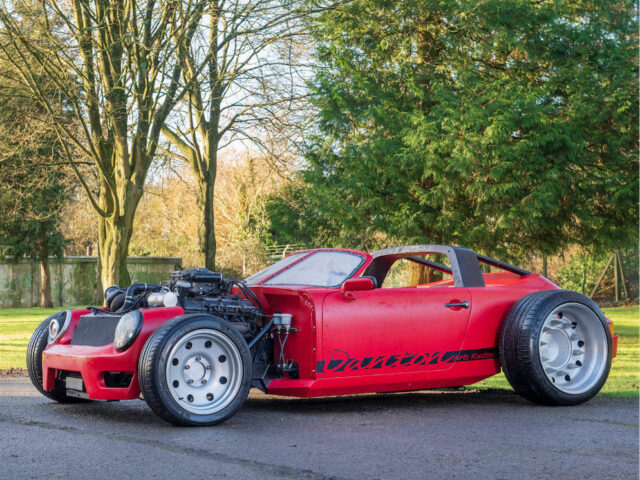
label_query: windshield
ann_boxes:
[243,252,308,285]
[245,251,365,287]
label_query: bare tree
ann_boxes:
[163,0,313,270]
[0,0,209,288]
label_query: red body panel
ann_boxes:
[41,249,618,400]
[43,307,185,399]
[265,272,562,397]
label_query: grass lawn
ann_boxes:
[0,307,81,370]
[0,305,637,398]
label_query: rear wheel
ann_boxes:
[26,317,86,403]
[500,290,612,405]
[138,314,251,426]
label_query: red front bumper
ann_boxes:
[42,306,184,400]
[43,343,141,400]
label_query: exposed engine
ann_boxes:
[103,268,264,340]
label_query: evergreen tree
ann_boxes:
[0,91,68,307]
[269,0,638,259]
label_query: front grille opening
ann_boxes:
[103,372,133,388]
[71,313,121,347]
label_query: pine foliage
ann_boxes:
[269,0,638,258]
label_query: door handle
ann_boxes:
[445,301,469,309]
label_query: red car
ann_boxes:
[27,245,617,426]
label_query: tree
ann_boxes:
[0,166,67,308]
[269,0,638,260]
[0,6,79,307]
[0,0,209,288]
[163,0,311,270]
[0,83,68,307]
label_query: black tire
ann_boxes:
[500,290,612,406]
[138,314,252,426]
[26,316,86,403]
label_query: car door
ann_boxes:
[318,286,471,377]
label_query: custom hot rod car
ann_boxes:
[27,245,617,426]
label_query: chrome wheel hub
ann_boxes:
[182,356,211,385]
[540,328,572,369]
[538,303,608,395]
[165,329,243,415]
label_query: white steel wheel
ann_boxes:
[538,303,609,395]
[166,329,244,415]
[139,314,252,426]
[500,290,612,406]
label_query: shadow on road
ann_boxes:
[4,387,529,427]
[3,378,631,430]
[242,388,527,413]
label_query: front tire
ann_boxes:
[500,290,612,406]
[26,317,85,403]
[138,314,252,426]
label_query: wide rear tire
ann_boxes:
[500,290,612,406]
[138,314,252,426]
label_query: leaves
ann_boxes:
[269,0,638,258]
[0,85,68,260]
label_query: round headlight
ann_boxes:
[49,320,59,339]
[47,311,70,344]
[114,311,143,351]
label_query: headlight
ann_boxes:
[48,311,70,344]
[114,311,143,351]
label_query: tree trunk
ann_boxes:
[192,125,219,271]
[198,149,218,271]
[96,178,141,289]
[409,261,434,286]
[200,178,217,271]
[39,256,53,308]
[94,238,104,304]
[98,215,133,289]
[38,224,54,308]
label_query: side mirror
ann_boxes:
[341,277,375,301]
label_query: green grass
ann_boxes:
[0,306,638,398]
[0,307,82,370]
[473,306,639,398]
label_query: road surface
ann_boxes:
[1,378,637,479]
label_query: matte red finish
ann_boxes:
[41,248,618,400]
[340,277,375,300]
[43,307,185,400]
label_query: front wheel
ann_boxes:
[500,290,612,406]
[26,315,86,403]
[138,314,252,426]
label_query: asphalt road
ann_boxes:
[0,378,637,480]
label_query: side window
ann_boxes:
[381,255,452,288]
[382,259,413,288]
